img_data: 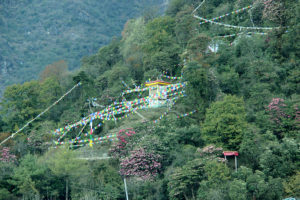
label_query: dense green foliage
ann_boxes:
[0,0,300,199]
[202,95,247,150]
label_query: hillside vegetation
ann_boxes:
[0,0,300,199]
[0,0,164,94]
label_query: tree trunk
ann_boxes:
[66,178,69,200]
[183,193,189,200]
[191,188,195,200]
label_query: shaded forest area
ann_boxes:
[0,0,300,199]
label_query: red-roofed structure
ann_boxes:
[223,151,239,172]
[223,151,239,156]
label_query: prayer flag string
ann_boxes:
[199,5,252,25]
[215,31,268,38]
[52,81,188,147]
[0,82,81,146]
[194,14,279,30]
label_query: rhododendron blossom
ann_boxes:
[109,128,136,158]
[117,128,135,144]
[0,147,16,163]
[120,148,162,180]
[267,98,287,123]
[262,0,284,23]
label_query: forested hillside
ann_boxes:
[0,0,164,94]
[0,0,300,199]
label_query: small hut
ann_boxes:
[223,151,239,172]
[145,80,171,108]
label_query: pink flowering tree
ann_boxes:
[119,148,162,180]
[116,128,136,145]
[262,0,285,24]
[267,98,288,124]
[0,147,16,163]
[109,128,136,158]
[109,142,128,158]
[267,98,300,137]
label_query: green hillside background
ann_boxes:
[0,0,299,199]
[0,0,165,94]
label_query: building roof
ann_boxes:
[145,80,171,87]
[223,151,239,156]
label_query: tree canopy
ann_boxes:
[0,0,299,199]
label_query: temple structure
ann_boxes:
[145,80,171,108]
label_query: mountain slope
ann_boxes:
[0,0,165,94]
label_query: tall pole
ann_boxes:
[113,114,117,126]
[235,156,238,172]
[124,177,129,200]
[89,120,93,147]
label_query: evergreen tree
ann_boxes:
[202,95,247,150]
